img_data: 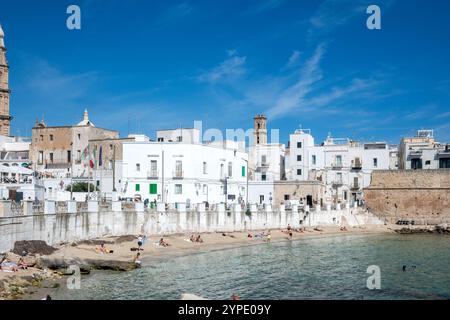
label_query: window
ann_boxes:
[77,150,81,161]
[261,155,267,164]
[135,184,140,192]
[425,160,431,165]
[175,160,183,177]
[297,155,302,162]
[40,135,44,142]
[175,184,182,195]
[373,158,378,167]
[336,155,342,166]
[228,162,233,177]
[177,136,182,142]
[242,166,246,177]
[49,153,54,163]
[440,158,450,168]
[312,155,316,165]
[38,151,43,165]
[78,134,81,140]
[220,163,224,178]
[297,169,302,176]
[284,195,290,201]
[149,184,157,195]
[411,158,422,170]
[203,184,207,195]
[150,160,157,177]
[136,163,141,172]
[203,162,207,174]
[49,134,54,141]
[336,172,343,183]
[297,142,302,148]
[67,150,71,163]
[110,144,113,151]
[158,138,164,142]
[261,173,267,181]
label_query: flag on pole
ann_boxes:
[99,146,103,168]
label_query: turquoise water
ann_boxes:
[54,234,450,300]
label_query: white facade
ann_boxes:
[248,181,274,205]
[156,128,200,144]
[248,144,285,181]
[121,141,248,207]
[286,131,392,204]
[399,130,450,170]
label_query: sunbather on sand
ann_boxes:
[159,238,170,247]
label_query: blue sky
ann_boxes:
[1,0,450,144]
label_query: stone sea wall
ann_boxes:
[0,202,379,252]
[365,170,450,224]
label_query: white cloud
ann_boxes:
[267,44,325,118]
[197,55,247,83]
[285,50,301,68]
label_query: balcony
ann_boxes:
[147,170,159,179]
[332,180,344,188]
[331,162,343,170]
[409,150,422,158]
[257,161,270,168]
[173,170,184,179]
[351,159,362,170]
[350,183,361,191]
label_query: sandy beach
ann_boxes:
[1,224,393,300]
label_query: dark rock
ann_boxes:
[12,241,57,256]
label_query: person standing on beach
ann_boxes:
[137,236,143,251]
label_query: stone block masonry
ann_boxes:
[365,170,450,224]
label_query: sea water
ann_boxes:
[53,234,450,300]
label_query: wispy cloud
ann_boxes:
[308,0,395,38]
[26,59,98,101]
[434,111,450,119]
[285,50,301,69]
[267,44,326,118]
[197,53,247,83]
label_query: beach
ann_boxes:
[0,224,395,300]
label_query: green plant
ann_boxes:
[65,182,99,192]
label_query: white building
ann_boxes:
[156,128,200,144]
[121,134,248,208]
[286,130,392,204]
[399,130,450,170]
[0,135,44,201]
[247,115,285,206]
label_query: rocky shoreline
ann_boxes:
[394,225,450,235]
[1,236,140,300]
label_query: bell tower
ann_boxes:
[253,114,267,145]
[0,25,12,136]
